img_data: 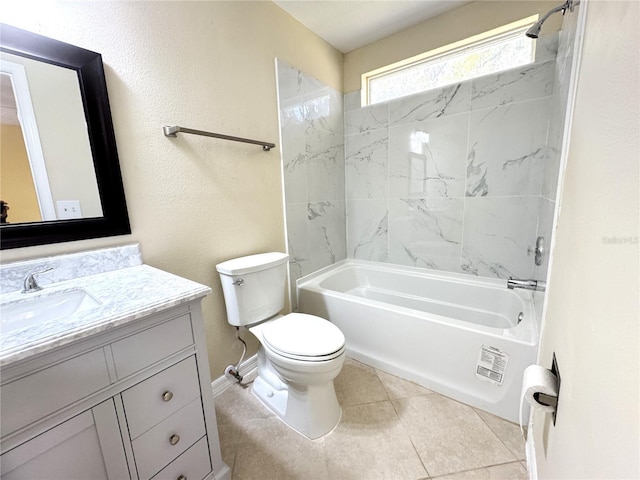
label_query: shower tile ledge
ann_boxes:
[0,264,210,367]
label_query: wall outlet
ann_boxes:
[56,200,82,219]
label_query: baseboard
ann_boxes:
[211,354,258,397]
[213,463,232,480]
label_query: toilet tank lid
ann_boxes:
[216,252,289,275]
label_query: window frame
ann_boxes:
[361,15,539,106]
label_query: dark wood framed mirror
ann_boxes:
[0,23,130,249]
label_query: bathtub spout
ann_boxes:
[507,278,546,292]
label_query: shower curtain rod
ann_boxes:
[163,125,275,151]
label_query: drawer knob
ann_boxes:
[177,476,187,480]
[162,390,174,402]
[169,433,181,446]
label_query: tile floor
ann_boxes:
[214,358,527,480]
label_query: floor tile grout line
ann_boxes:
[371,365,521,477]
[336,360,390,407]
[429,459,527,479]
[220,360,525,479]
[386,387,523,479]
[374,367,395,400]
[215,385,280,479]
[317,436,331,480]
[217,413,241,479]
[229,443,238,479]
[320,439,330,480]
[389,394,432,479]
[472,407,525,462]
[342,398,390,408]
[372,364,437,401]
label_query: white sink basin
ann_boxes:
[1,289,101,335]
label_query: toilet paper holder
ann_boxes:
[544,353,561,425]
[522,354,561,426]
[533,392,558,408]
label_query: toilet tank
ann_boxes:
[216,252,289,326]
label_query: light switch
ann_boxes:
[57,200,82,219]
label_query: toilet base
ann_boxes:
[252,376,342,440]
[251,351,342,440]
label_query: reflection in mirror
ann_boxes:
[0,23,130,249]
[0,73,41,223]
[0,52,103,223]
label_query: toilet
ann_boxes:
[216,252,346,439]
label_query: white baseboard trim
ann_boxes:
[212,463,231,480]
[211,354,258,398]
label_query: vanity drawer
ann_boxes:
[122,356,201,439]
[111,314,194,379]
[132,398,206,480]
[1,348,110,437]
[151,435,211,480]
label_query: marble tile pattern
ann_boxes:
[470,61,555,111]
[388,197,464,271]
[307,200,347,272]
[389,82,471,125]
[345,129,388,199]
[346,199,388,262]
[388,113,468,199]
[344,37,567,279]
[345,102,388,136]
[466,97,551,198]
[215,357,526,479]
[0,243,142,294]
[535,32,560,64]
[534,23,580,282]
[461,197,539,279]
[276,60,346,308]
[285,203,310,283]
[0,264,210,366]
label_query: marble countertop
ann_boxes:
[0,265,211,367]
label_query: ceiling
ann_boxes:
[273,0,471,53]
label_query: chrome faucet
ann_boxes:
[22,267,53,293]
[507,277,546,292]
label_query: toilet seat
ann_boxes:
[261,313,345,362]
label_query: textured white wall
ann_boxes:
[0,1,343,378]
[532,1,639,477]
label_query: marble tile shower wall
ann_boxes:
[344,35,560,279]
[534,12,581,280]
[276,60,346,308]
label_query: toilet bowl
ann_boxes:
[250,313,345,439]
[216,253,346,439]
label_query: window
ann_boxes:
[362,16,538,106]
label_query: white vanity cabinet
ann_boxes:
[1,399,127,480]
[0,302,229,480]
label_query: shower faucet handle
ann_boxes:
[527,236,545,266]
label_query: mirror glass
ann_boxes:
[0,24,129,249]
[1,52,103,223]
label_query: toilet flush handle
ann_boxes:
[232,278,244,286]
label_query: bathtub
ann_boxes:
[296,260,541,423]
